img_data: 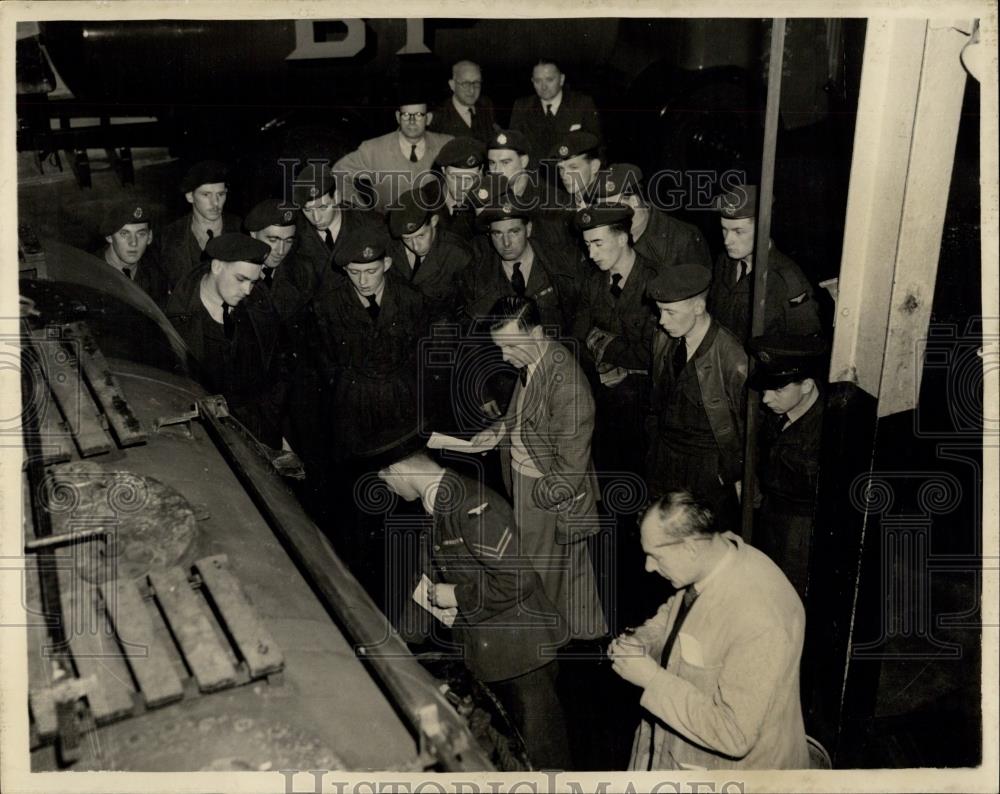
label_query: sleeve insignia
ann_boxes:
[788,292,810,306]
[471,526,513,559]
[467,501,489,516]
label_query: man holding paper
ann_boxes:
[377,439,571,769]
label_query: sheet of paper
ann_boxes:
[411,573,457,627]
[427,431,497,454]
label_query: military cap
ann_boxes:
[100,201,152,237]
[244,199,297,232]
[476,201,532,230]
[647,263,712,303]
[437,136,486,169]
[291,163,337,207]
[550,131,600,161]
[357,418,427,466]
[467,173,511,210]
[388,189,433,238]
[715,185,758,219]
[205,233,270,265]
[748,334,829,390]
[487,129,529,155]
[180,160,229,193]
[333,225,390,268]
[573,203,634,232]
[591,163,644,200]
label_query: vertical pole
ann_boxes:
[740,18,786,540]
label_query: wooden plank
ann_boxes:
[22,350,73,466]
[149,567,237,692]
[63,322,147,446]
[98,578,184,708]
[25,555,58,742]
[57,572,136,724]
[31,329,111,457]
[194,555,284,679]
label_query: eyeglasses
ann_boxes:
[399,112,427,121]
[455,81,482,89]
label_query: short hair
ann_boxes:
[488,295,541,333]
[534,58,562,74]
[644,490,718,541]
[606,220,633,240]
[452,60,480,79]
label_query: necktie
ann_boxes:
[779,415,791,433]
[262,267,274,287]
[222,303,234,340]
[545,103,554,117]
[610,273,623,299]
[365,294,380,322]
[206,229,215,241]
[735,259,747,285]
[671,337,687,380]
[510,261,526,297]
[468,105,476,126]
[518,367,528,387]
[323,228,335,252]
[648,586,700,770]
[122,266,132,280]
[409,144,419,163]
[411,255,423,279]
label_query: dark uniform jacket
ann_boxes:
[157,212,242,295]
[165,267,287,447]
[509,89,602,168]
[430,96,499,142]
[633,209,712,271]
[650,320,747,484]
[385,229,474,323]
[708,245,821,345]
[294,208,380,298]
[98,246,171,309]
[759,396,824,516]
[426,470,566,682]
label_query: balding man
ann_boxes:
[430,60,498,142]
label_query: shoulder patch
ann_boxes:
[788,291,810,306]
[467,502,490,516]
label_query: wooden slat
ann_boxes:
[149,567,237,692]
[194,555,284,679]
[32,330,111,457]
[23,351,73,465]
[63,322,147,446]
[25,555,58,742]
[99,578,184,708]
[57,573,136,724]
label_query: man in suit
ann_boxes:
[510,59,602,174]
[709,185,822,344]
[591,164,712,271]
[157,160,242,296]
[609,490,809,770]
[647,264,747,532]
[430,60,498,143]
[748,334,828,602]
[98,200,169,307]
[377,439,571,769]
[334,87,453,211]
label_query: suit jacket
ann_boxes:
[385,228,474,323]
[497,341,600,542]
[334,130,453,210]
[425,470,566,682]
[156,212,242,294]
[634,209,712,271]
[628,534,809,771]
[430,95,499,142]
[509,89,602,165]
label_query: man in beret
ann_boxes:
[510,59,602,175]
[709,185,822,344]
[591,163,711,272]
[552,131,604,210]
[424,136,486,235]
[98,201,170,306]
[156,160,242,295]
[334,86,453,211]
[166,233,288,449]
[748,334,828,601]
[429,60,498,143]
[244,198,307,319]
[647,264,747,530]
[377,439,571,769]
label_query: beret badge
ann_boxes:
[478,188,489,200]
[283,210,293,222]
[466,155,477,167]
[758,350,772,363]
[406,221,417,232]
[133,207,143,219]
[362,246,374,259]
[581,212,591,224]
[606,180,616,194]
[558,145,569,157]
[496,133,508,145]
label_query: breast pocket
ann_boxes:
[676,632,723,693]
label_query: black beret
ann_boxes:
[647,263,712,303]
[291,163,337,207]
[476,201,532,230]
[466,173,511,210]
[181,160,229,193]
[437,136,486,169]
[550,131,600,161]
[715,185,758,219]
[205,233,270,265]
[748,334,829,390]
[355,419,427,467]
[487,129,530,155]
[244,199,297,232]
[100,201,152,237]
[573,203,634,232]
[388,189,433,238]
[334,226,390,268]
[591,163,644,200]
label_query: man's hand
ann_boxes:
[609,638,660,688]
[470,422,504,450]
[429,582,458,609]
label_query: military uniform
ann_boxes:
[98,201,171,307]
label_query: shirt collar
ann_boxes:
[610,250,636,282]
[356,280,386,308]
[501,243,535,281]
[191,213,222,234]
[421,470,447,515]
[692,533,739,594]
[399,133,426,160]
[784,387,819,427]
[452,94,475,120]
[543,91,563,114]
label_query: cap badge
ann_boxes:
[362,246,374,259]
[606,180,616,194]
[722,200,737,217]
[558,145,569,157]
[283,210,293,222]
[758,350,772,363]
[466,155,477,167]
[496,133,508,145]
[502,204,512,215]
[581,212,591,224]
[133,207,143,219]
[406,221,417,232]
[478,188,489,200]
[309,186,320,198]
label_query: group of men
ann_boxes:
[95,57,830,772]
